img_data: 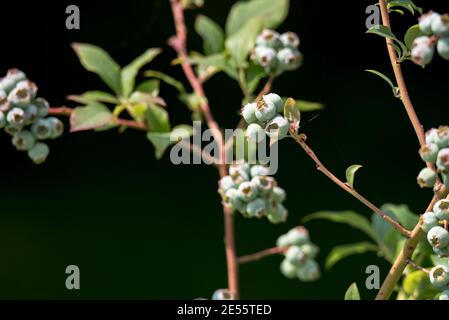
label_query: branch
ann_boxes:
[237,247,286,264]
[295,134,410,237]
[406,259,430,274]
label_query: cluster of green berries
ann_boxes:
[218,162,288,224]
[250,29,303,76]
[412,12,449,67]
[242,93,290,142]
[416,126,449,189]
[0,69,63,164]
[276,227,320,282]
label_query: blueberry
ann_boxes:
[241,102,258,124]
[223,188,244,212]
[276,234,291,248]
[267,202,288,224]
[271,186,286,203]
[0,90,9,112]
[229,162,250,176]
[255,97,277,122]
[437,37,449,60]
[16,80,38,99]
[6,69,26,84]
[417,167,437,188]
[439,290,449,300]
[33,97,49,118]
[24,104,38,125]
[6,107,25,128]
[285,246,306,266]
[0,77,16,94]
[434,126,449,148]
[427,226,449,248]
[433,246,449,257]
[212,289,233,300]
[437,148,449,172]
[251,175,275,194]
[411,40,435,67]
[265,115,289,140]
[237,181,258,202]
[230,168,250,185]
[246,123,266,142]
[419,143,439,163]
[47,117,64,139]
[246,198,266,218]
[297,259,320,282]
[4,125,21,136]
[256,29,282,48]
[8,87,32,107]
[419,11,440,34]
[31,118,52,140]
[426,128,438,145]
[434,199,449,220]
[253,46,278,69]
[219,175,236,192]
[263,93,284,113]
[301,243,319,260]
[0,111,5,129]
[280,259,297,279]
[287,227,310,246]
[429,265,449,288]
[27,142,50,164]
[12,130,35,151]
[431,14,449,37]
[422,211,440,232]
[277,47,303,71]
[279,32,300,48]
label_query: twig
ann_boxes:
[237,247,286,264]
[406,259,430,274]
[295,134,410,237]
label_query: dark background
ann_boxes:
[0,0,447,299]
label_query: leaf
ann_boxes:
[346,164,363,189]
[195,15,225,55]
[72,43,122,95]
[147,125,193,159]
[70,102,113,132]
[179,93,207,112]
[402,270,438,299]
[121,48,161,97]
[225,17,264,66]
[326,242,378,270]
[365,69,400,97]
[144,70,186,93]
[191,53,239,80]
[145,105,170,133]
[67,91,119,105]
[366,25,396,40]
[404,24,426,49]
[295,100,324,112]
[283,98,300,134]
[136,80,160,96]
[129,92,166,107]
[387,0,422,16]
[302,210,378,242]
[344,283,361,300]
[226,0,289,36]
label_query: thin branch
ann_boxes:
[237,247,286,264]
[295,134,410,237]
[406,259,430,274]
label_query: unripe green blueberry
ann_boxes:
[417,167,437,188]
[434,199,449,220]
[47,117,64,139]
[411,41,435,67]
[433,246,449,257]
[241,102,258,124]
[263,93,284,113]
[223,188,244,212]
[427,226,449,248]
[0,77,16,94]
[431,13,449,37]
[27,142,50,164]
[287,227,310,246]
[280,259,297,279]
[301,243,319,260]
[256,29,282,48]
[255,97,277,122]
[246,198,266,218]
[439,290,449,300]
[435,126,449,148]
[12,130,35,151]
[437,148,449,172]
[267,202,288,224]
[254,46,278,69]
[422,211,440,232]
[429,265,449,288]
[280,32,300,48]
[419,143,439,163]
[6,69,26,84]
[4,125,21,136]
[265,115,289,140]
[426,128,438,145]
[276,234,290,248]
[34,97,49,118]
[437,37,449,60]
[297,259,320,282]
[230,168,250,185]
[16,80,38,99]
[6,107,25,128]
[237,181,258,202]
[0,90,8,112]
[277,47,303,71]
[31,118,52,140]
[7,87,31,107]
[0,110,5,129]
[272,186,286,203]
[251,175,275,194]
[212,289,233,300]
[250,165,270,178]
[246,123,266,143]
[419,11,440,34]
[285,245,306,266]
[219,175,236,192]
[24,104,38,125]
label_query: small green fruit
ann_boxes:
[416,167,437,188]
[280,259,297,279]
[427,226,449,249]
[27,142,50,164]
[429,265,449,288]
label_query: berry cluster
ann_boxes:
[276,227,320,282]
[416,126,449,189]
[242,93,290,142]
[412,12,449,67]
[250,29,303,76]
[218,162,288,224]
[0,69,63,164]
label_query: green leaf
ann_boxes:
[346,164,363,189]
[365,69,400,97]
[404,24,427,49]
[326,242,378,270]
[136,80,160,96]
[302,210,378,242]
[283,97,300,134]
[147,125,193,159]
[402,270,437,299]
[195,15,225,55]
[129,92,166,107]
[121,48,161,98]
[295,100,324,112]
[145,105,170,133]
[179,93,207,112]
[225,17,264,66]
[144,70,186,93]
[387,0,422,16]
[70,102,114,132]
[344,283,361,300]
[191,53,239,80]
[72,43,122,95]
[366,25,396,40]
[226,0,289,35]
[67,91,119,105]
